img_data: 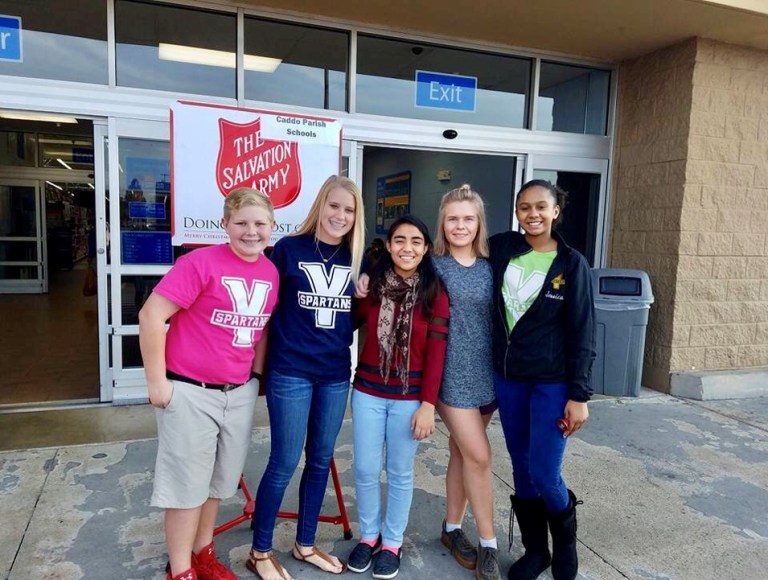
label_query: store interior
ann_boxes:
[361,146,599,264]
[0,116,99,407]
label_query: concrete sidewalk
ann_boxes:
[1,391,767,579]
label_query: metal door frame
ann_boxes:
[0,179,44,293]
[528,154,610,267]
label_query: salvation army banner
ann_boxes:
[171,101,342,246]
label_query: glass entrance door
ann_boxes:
[0,180,44,294]
[530,155,609,267]
[357,144,522,239]
[97,118,166,402]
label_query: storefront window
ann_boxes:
[121,335,145,368]
[115,1,236,98]
[117,138,172,266]
[244,18,348,111]
[120,275,162,325]
[0,0,108,84]
[356,35,530,128]
[39,134,94,171]
[0,132,36,166]
[537,63,610,135]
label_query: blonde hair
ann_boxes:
[224,187,274,221]
[294,175,365,283]
[433,183,489,258]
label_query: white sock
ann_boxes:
[445,522,462,533]
[479,537,498,549]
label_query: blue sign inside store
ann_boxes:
[415,70,477,112]
[121,231,173,265]
[128,202,166,220]
[0,15,22,63]
[72,147,94,164]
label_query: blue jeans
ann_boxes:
[251,371,350,550]
[494,373,570,513]
[352,390,421,548]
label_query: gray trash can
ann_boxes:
[590,268,654,397]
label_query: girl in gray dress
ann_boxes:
[433,185,499,580]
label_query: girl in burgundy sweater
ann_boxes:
[347,215,449,580]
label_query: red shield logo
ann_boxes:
[215,117,302,209]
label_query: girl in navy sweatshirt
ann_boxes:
[249,175,365,580]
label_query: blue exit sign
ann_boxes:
[415,70,477,112]
[0,15,21,62]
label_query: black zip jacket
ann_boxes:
[489,230,596,402]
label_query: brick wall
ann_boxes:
[612,38,768,390]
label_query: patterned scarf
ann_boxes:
[377,268,420,393]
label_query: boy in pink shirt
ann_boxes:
[139,188,279,580]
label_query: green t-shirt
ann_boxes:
[501,250,557,332]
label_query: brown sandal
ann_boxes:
[291,543,347,574]
[246,549,290,580]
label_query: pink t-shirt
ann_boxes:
[154,244,279,384]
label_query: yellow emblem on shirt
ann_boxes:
[552,274,565,290]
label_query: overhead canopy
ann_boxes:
[245,0,768,62]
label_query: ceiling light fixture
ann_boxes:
[57,158,73,171]
[158,43,281,73]
[0,112,78,124]
[45,181,63,191]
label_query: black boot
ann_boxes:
[547,489,583,580]
[507,495,551,580]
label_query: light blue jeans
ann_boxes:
[251,370,350,551]
[352,390,421,548]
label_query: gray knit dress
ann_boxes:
[433,255,495,408]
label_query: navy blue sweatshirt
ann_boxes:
[489,230,596,402]
[267,234,355,382]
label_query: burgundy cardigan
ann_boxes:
[353,287,449,405]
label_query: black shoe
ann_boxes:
[372,548,402,580]
[476,544,501,580]
[441,519,478,569]
[348,535,382,573]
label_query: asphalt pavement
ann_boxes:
[1,389,767,579]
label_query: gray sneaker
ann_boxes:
[475,544,500,580]
[440,520,477,569]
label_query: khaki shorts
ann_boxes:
[151,379,258,509]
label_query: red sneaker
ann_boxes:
[167,567,197,580]
[192,541,237,580]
